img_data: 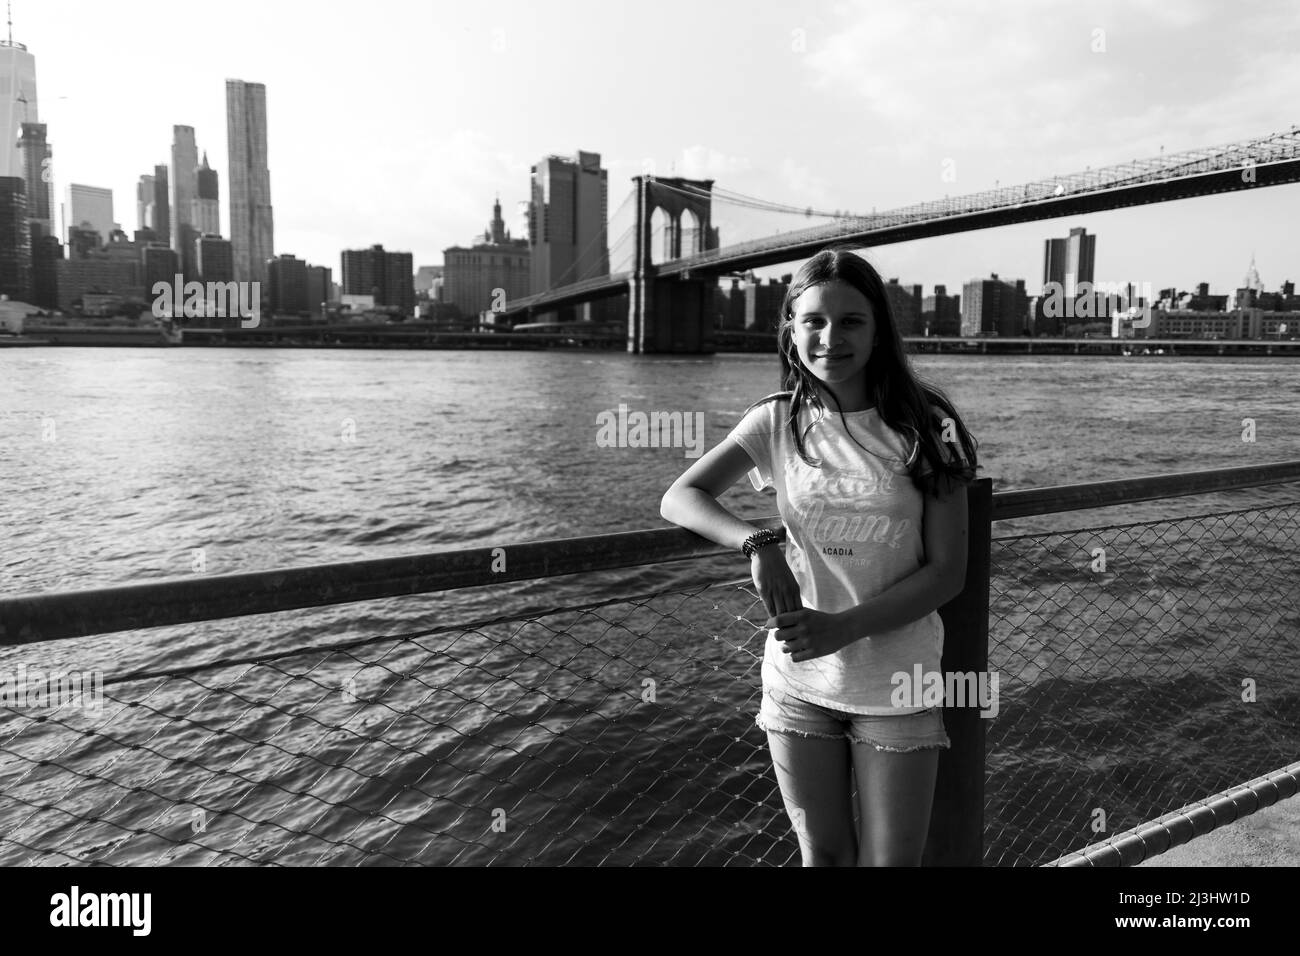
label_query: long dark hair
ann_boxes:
[742,245,979,499]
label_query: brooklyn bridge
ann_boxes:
[499,124,1300,353]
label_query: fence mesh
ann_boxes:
[986,499,1300,865]
[1,497,1297,866]
[0,582,787,866]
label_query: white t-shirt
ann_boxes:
[727,395,962,715]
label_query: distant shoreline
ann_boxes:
[4,326,1299,357]
[4,339,1300,359]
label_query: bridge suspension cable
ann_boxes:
[645,176,870,220]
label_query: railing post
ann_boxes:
[923,477,992,866]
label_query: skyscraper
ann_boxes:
[1043,226,1095,297]
[1242,252,1263,294]
[529,151,608,314]
[170,125,199,277]
[17,122,52,235]
[151,164,170,246]
[65,183,114,245]
[529,150,608,323]
[0,27,38,179]
[1227,253,1266,310]
[226,79,274,284]
[194,151,220,237]
[137,173,156,232]
[0,176,31,300]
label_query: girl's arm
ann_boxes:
[663,437,803,623]
[659,437,772,549]
[838,481,970,640]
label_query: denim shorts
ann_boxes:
[755,687,951,753]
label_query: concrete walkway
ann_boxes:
[1137,794,1300,866]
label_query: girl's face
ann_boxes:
[790,279,876,406]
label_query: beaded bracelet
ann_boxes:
[741,526,785,558]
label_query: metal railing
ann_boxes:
[1,461,1298,865]
[1050,761,1300,867]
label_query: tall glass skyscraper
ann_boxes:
[170,125,199,277]
[226,79,274,284]
[0,35,39,179]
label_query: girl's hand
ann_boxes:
[767,609,851,663]
[751,546,801,621]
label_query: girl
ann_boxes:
[660,245,978,866]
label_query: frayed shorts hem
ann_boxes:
[754,714,949,753]
[754,688,951,752]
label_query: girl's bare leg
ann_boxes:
[765,731,857,866]
[851,744,940,866]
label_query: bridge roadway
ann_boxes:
[500,154,1300,320]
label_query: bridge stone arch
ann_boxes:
[627,175,720,353]
[679,206,704,259]
[637,176,717,265]
[648,206,673,265]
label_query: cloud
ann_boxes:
[776,157,833,207]
[797,0,1300,179]
[677,146,754,179]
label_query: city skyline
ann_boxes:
[10,0,1300,297]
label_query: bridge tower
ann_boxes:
[627,175,719,354]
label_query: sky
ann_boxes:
[17,0,1300,296]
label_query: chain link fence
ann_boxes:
[0,580,788,866]
[1,497,1297,865]
[986,499,1300,865]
